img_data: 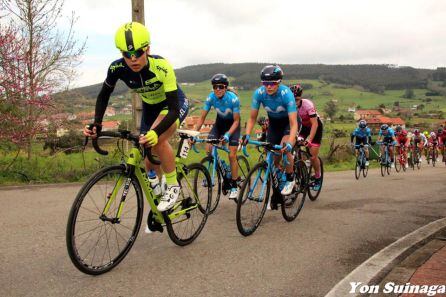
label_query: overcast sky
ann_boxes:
[61,0,446,87]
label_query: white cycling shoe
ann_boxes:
[229,188,239,200]
[157,185,180,212]
[365,160,370,167]
[390,162,395,168]
[281,180,295,195]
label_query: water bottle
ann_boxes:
[305,159,311,168]
[147,170,161,196]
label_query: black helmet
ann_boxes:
[290,84,303,97]
[395,125,402,132]
[438,127,444,134]
[211,73,229,86]
[380,124,389,131]
[260,65,283,81]
[359,120,367,129]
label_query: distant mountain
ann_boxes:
[59,63,445,100]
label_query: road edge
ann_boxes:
[324,217,446,297]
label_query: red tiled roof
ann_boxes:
[102,121,121,128]
[356,109,382,115]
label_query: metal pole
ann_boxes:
[131,0,145,132]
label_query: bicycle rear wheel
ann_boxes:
[308,157,323,201]
[200,156,221,214]
[432,150,437,167]
[362,165,368,177]
[164,163,211,246]
[236,162,270,236]
[66,165,143,275]
[281,160,307,222]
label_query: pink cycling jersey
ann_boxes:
[298,99,318,127]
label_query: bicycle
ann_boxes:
[66,129,211,275]
[193,138,250,214]
[352,144,369,179]
[394,144,408,173]
[427,142,439,167]
[293,139,324,201]
[378,141,393,176]
[236,140,306,236]
[408,144,422,170]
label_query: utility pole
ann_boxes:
[131,0,145,132]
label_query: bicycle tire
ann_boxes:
[236,162,270,236]
[200,156,221,214]
[281,160,307,222]
[432,150,437,167]
[362,165,368,177]
[395,156,401,172]
[354,156,361,180]
[308,157,323,201]
[66,165,143,275]
[381,162,385,177]
[164,163,211,246]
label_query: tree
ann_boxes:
[417,104,425,111]
[379,103,386,109]
[0,0,85,158]
[323,100,338,120]
[402,89,414,99]
[394,101,400,107]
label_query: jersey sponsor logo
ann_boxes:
[265,106,286,114]
[110,63,125,73]
[156,65,168,76]
[136,81,163,93]
[216,108,233,117]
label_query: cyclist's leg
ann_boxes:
[308,120,323,177]
[228,125,240,180]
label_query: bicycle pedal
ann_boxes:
[147,211,164,233]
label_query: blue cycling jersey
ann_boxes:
[379,128,395,138]
[203,91,240,120]
[352,127,371,139]
[251,85,297,119]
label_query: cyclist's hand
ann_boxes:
[306,140,313,148]
[281,142,293,153]
[83,123,101,138]
[222,132,230,144]
[189,136,198,145]
[241,134,250,146]
[140,130,158,147]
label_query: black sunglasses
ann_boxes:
[122,48,146,59]
[213,84,226,90]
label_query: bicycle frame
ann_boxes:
[243,140,285,202]
[101,143,200,226]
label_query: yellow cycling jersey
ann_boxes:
[105,55,177,105]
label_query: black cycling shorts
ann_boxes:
[299,117,323,145]
[208,117,240,146]
[267,117,290,145]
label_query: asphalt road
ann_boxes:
[1,166,445,297]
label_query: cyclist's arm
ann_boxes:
[94,82,115,124]
[288,112,298,146]
[151,90,180,136]
[245,109,259,136]
[307,116,318,144]
[227,112,240,135]
[350,131,355,143]
[195,109,209,132]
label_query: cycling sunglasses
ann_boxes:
[261,80,281,87]
[212,84,226,90]
[122,48,146,59]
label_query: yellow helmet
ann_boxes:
[115,22,150,52]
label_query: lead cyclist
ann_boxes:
[83,22,189,212]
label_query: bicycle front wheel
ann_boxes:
[281,160,307,222]
[308,157,324,201]
[200,156,221,214]
[164,163,211,246]
[236,162,270,236]
[66,165,144,275]
[355,158,361,180]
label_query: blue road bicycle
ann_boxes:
[236,140,306,236]
[353,144,369,179]
[377,141,394,177]
[193,138,250,214]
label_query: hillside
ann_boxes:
[57,63,446,101]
